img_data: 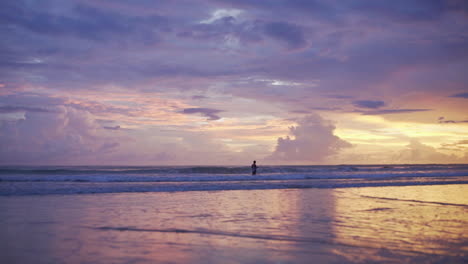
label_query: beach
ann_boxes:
[1,182,467,263]
[3,1,468,263]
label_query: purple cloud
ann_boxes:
[192,95,208,100]
[1,0,467,93]
[362,109,431,115]
[1,0,468,165]
[450,92,468,98]
[0,105,53,113]
[396,139,464,163]
[268,114,351,163]
[326,95,354,99]
[438,116,468,124]
[103,125,121,130]
[182,108,224,121]
[1,1,168,42]
[263,21,308,50]
[353,100,385,109]
[0,106,120,164]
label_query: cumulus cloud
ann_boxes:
[1,0,468,165]
[268,114,351,163]
[0,106,120,164]
[395,139,468,163]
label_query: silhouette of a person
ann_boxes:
[251,160,257,175]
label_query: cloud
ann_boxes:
[192,95,208,100]
[182,108,224,120]
[361,109,431,115]
[350,0,447,23]
[263,21,308,50]
[2,0,467,94]
[438,116,468,124]
[268,114,351,163]
[0,106,120,164]
[177,15,263,49]
[103,125,121,130]
[1,1,168,42]
[450,92,468,98]
[395,139,468,163]
[200,9,244,24]
[0,105,53,113]
[440,139,468,149]
[353,100,385,109]
[326,95,354,99]
[1,0,468,165]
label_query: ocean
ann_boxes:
[1,164,467,263]
[1,164,468,195]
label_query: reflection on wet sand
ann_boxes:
[71,190,336,263]
[331,185,468,262]
[0,189,338,263]
[0,185,466,263]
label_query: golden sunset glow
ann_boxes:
[332,185,468,260]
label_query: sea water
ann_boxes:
[0,165,467,263]
[0,164,467,195]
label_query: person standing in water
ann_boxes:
[251,160,257,175]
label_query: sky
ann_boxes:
[1,0,468,165]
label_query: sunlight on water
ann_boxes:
[1,185,467,263]
[331,185,468,262]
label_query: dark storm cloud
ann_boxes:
[182,108,224,121]
[353,100,385,109]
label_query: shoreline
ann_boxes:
[1,184,466,263]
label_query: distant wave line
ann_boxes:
[1,180,467,196]
[1,171,468,183]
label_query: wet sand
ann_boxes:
[0,184,467,263]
